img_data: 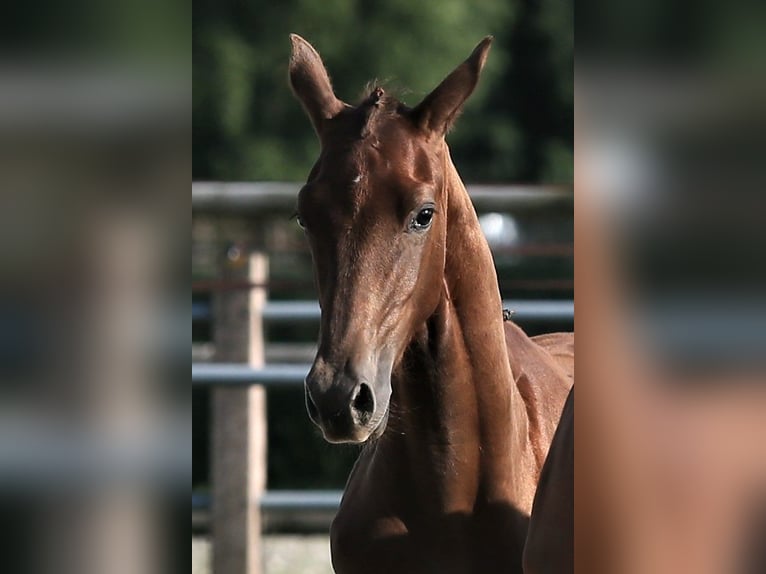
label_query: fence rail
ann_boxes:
[194,298,573,324]
[193,300,572,388]
[192,181,573,213]
[192,490,343,512]
[193,363,311,387]
[192,490,344,533]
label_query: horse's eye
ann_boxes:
[411,207,434,231]
[295,214,305,229]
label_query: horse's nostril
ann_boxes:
[351,382,375,424]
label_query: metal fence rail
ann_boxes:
[193,490,343,512]
[194,298,574,324]
[192,363,311,387]
[193,299,572,387]
[259,299,575,323]
[192,490,344,532]
[192,182,573,213]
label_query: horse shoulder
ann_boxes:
[502,322,573,465]
[530,331,574,384]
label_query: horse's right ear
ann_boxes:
[289,34,346,136]
[412,36,493,138]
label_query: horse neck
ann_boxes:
[384,151,532,511]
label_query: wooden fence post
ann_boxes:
[212,251,268,574]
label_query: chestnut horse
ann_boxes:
[289,34,573,573]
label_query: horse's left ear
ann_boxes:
[412,36,493,137]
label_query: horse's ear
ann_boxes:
[412,36,493,137]
[289,34,347,135]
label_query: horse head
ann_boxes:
[289,34,492,443]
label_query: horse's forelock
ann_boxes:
[355,83,409,139]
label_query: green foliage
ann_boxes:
[193,0,572,183]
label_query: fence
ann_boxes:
[192,182,573,574]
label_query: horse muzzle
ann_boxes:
[304,357,389,443]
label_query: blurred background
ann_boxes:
[578,0,766,571]
[192,1,572,572]
[193,0,572,183]
[0,1,189,574]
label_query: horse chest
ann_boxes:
[331,468,526,574]
[331,508,524,573]
[331,508,470,574]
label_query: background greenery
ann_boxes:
[193,0,573,183]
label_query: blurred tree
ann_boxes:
[193,0,572,183]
